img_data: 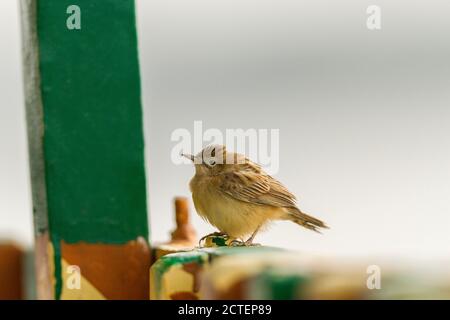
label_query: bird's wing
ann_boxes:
[218,170,298,208]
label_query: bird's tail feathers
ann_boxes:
[286,207,329,233]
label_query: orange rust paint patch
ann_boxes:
[61,239,150,300]
[216,278,251,300]
[182,262,203,293]
[0,244,23,300]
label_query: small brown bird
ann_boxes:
[182,145,328,246]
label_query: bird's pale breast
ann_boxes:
[190,175,281,238]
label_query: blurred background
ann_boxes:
[138,0,450,260]
[1,0,450,277]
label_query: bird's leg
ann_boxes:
[230,226,262,247]
[198,231,227,247]
[244,225,261,246]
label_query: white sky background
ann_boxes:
[0,1,449,260]
[0,1,32,246]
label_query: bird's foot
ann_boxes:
[229,239,261,247]
[229,239,245,247]
[245,240,261,247]
[198,232,227,247]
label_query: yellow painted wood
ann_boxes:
[60,260,106,300]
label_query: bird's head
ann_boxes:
[181,144,248,176]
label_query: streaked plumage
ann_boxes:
[183,145,328,244]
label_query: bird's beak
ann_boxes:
[181,153,195,162]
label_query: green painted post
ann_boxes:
[21,0,150,299]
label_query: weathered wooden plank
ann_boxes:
[150,246,283,300]
[20,0,149,299]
